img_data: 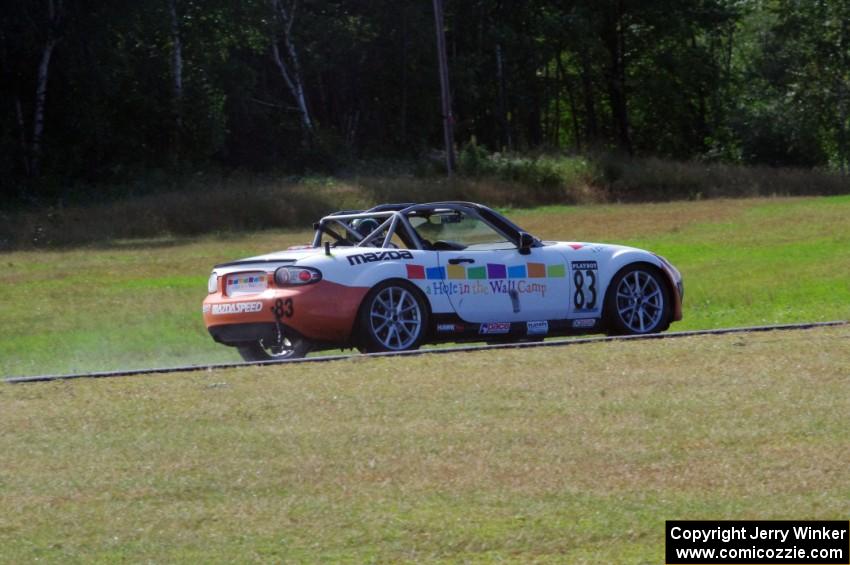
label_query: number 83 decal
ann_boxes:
[571,261,598,310]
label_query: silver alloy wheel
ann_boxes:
[369,286,422,350]
[237,334,310,362]
[615,270,665,333]
[260,336,300,359]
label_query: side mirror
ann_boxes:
[518,231,535,255]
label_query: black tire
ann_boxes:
[237,335,312,361]
[356,280,429,353]
[604,264,672,336]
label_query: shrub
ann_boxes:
[1,153,847,250]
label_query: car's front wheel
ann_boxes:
[357,280,429,353]
[237,335,311,361]
[605,264,671,335]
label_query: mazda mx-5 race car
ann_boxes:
[203,202,683,361]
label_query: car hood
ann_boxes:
[547,241,640,255]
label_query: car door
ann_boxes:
[408,208,571,325]
[434,245,571,323]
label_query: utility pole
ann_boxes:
[432,0,455,175]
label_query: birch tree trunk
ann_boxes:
[168,0,183,164]
[31,37,57,178]
[29,0,63,179]
[433,0,455,174]
[270,0,314,139]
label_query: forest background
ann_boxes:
[2,0,849,233]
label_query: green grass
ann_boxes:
[1,326,848,562]
[1,196,849,377]
[508,195,850,330]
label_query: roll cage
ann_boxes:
[310,202,541,251]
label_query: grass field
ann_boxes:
[1,326,848,562]
[1,195,848,377]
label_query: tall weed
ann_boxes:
[2,153,847,250]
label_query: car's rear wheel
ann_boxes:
[605,264,671,335]
[357,280,429,353]
[237,335,311,361]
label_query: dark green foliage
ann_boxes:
[1,0,849,205]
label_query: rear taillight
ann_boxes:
[207,273,218,293]
[274,266,322,286]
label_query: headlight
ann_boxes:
[207,273,218,293]
[274,266,322,286]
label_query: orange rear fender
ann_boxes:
[203,280,369,343]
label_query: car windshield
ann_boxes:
[314,206,519,251]
[409,210,513,251]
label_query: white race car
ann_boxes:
[203,202,683,360]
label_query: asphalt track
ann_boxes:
[5,320,846,384]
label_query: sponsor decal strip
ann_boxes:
[225,272,269,296]
[348,250,414,266]
[227,274,267,287]
[571,261,599,311]
[211,301,263,315]
[426,279,550,298]
[479,322,511,335]
[407,262,567,281]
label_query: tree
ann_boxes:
[5,0,66,185]
[432,0,455,174]
[1,0,849,197]
[768,0,850,170]
[270,0,314,140]
[167,0,183,164]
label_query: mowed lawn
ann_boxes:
[1,195,849,376]
[1,326,848,562]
